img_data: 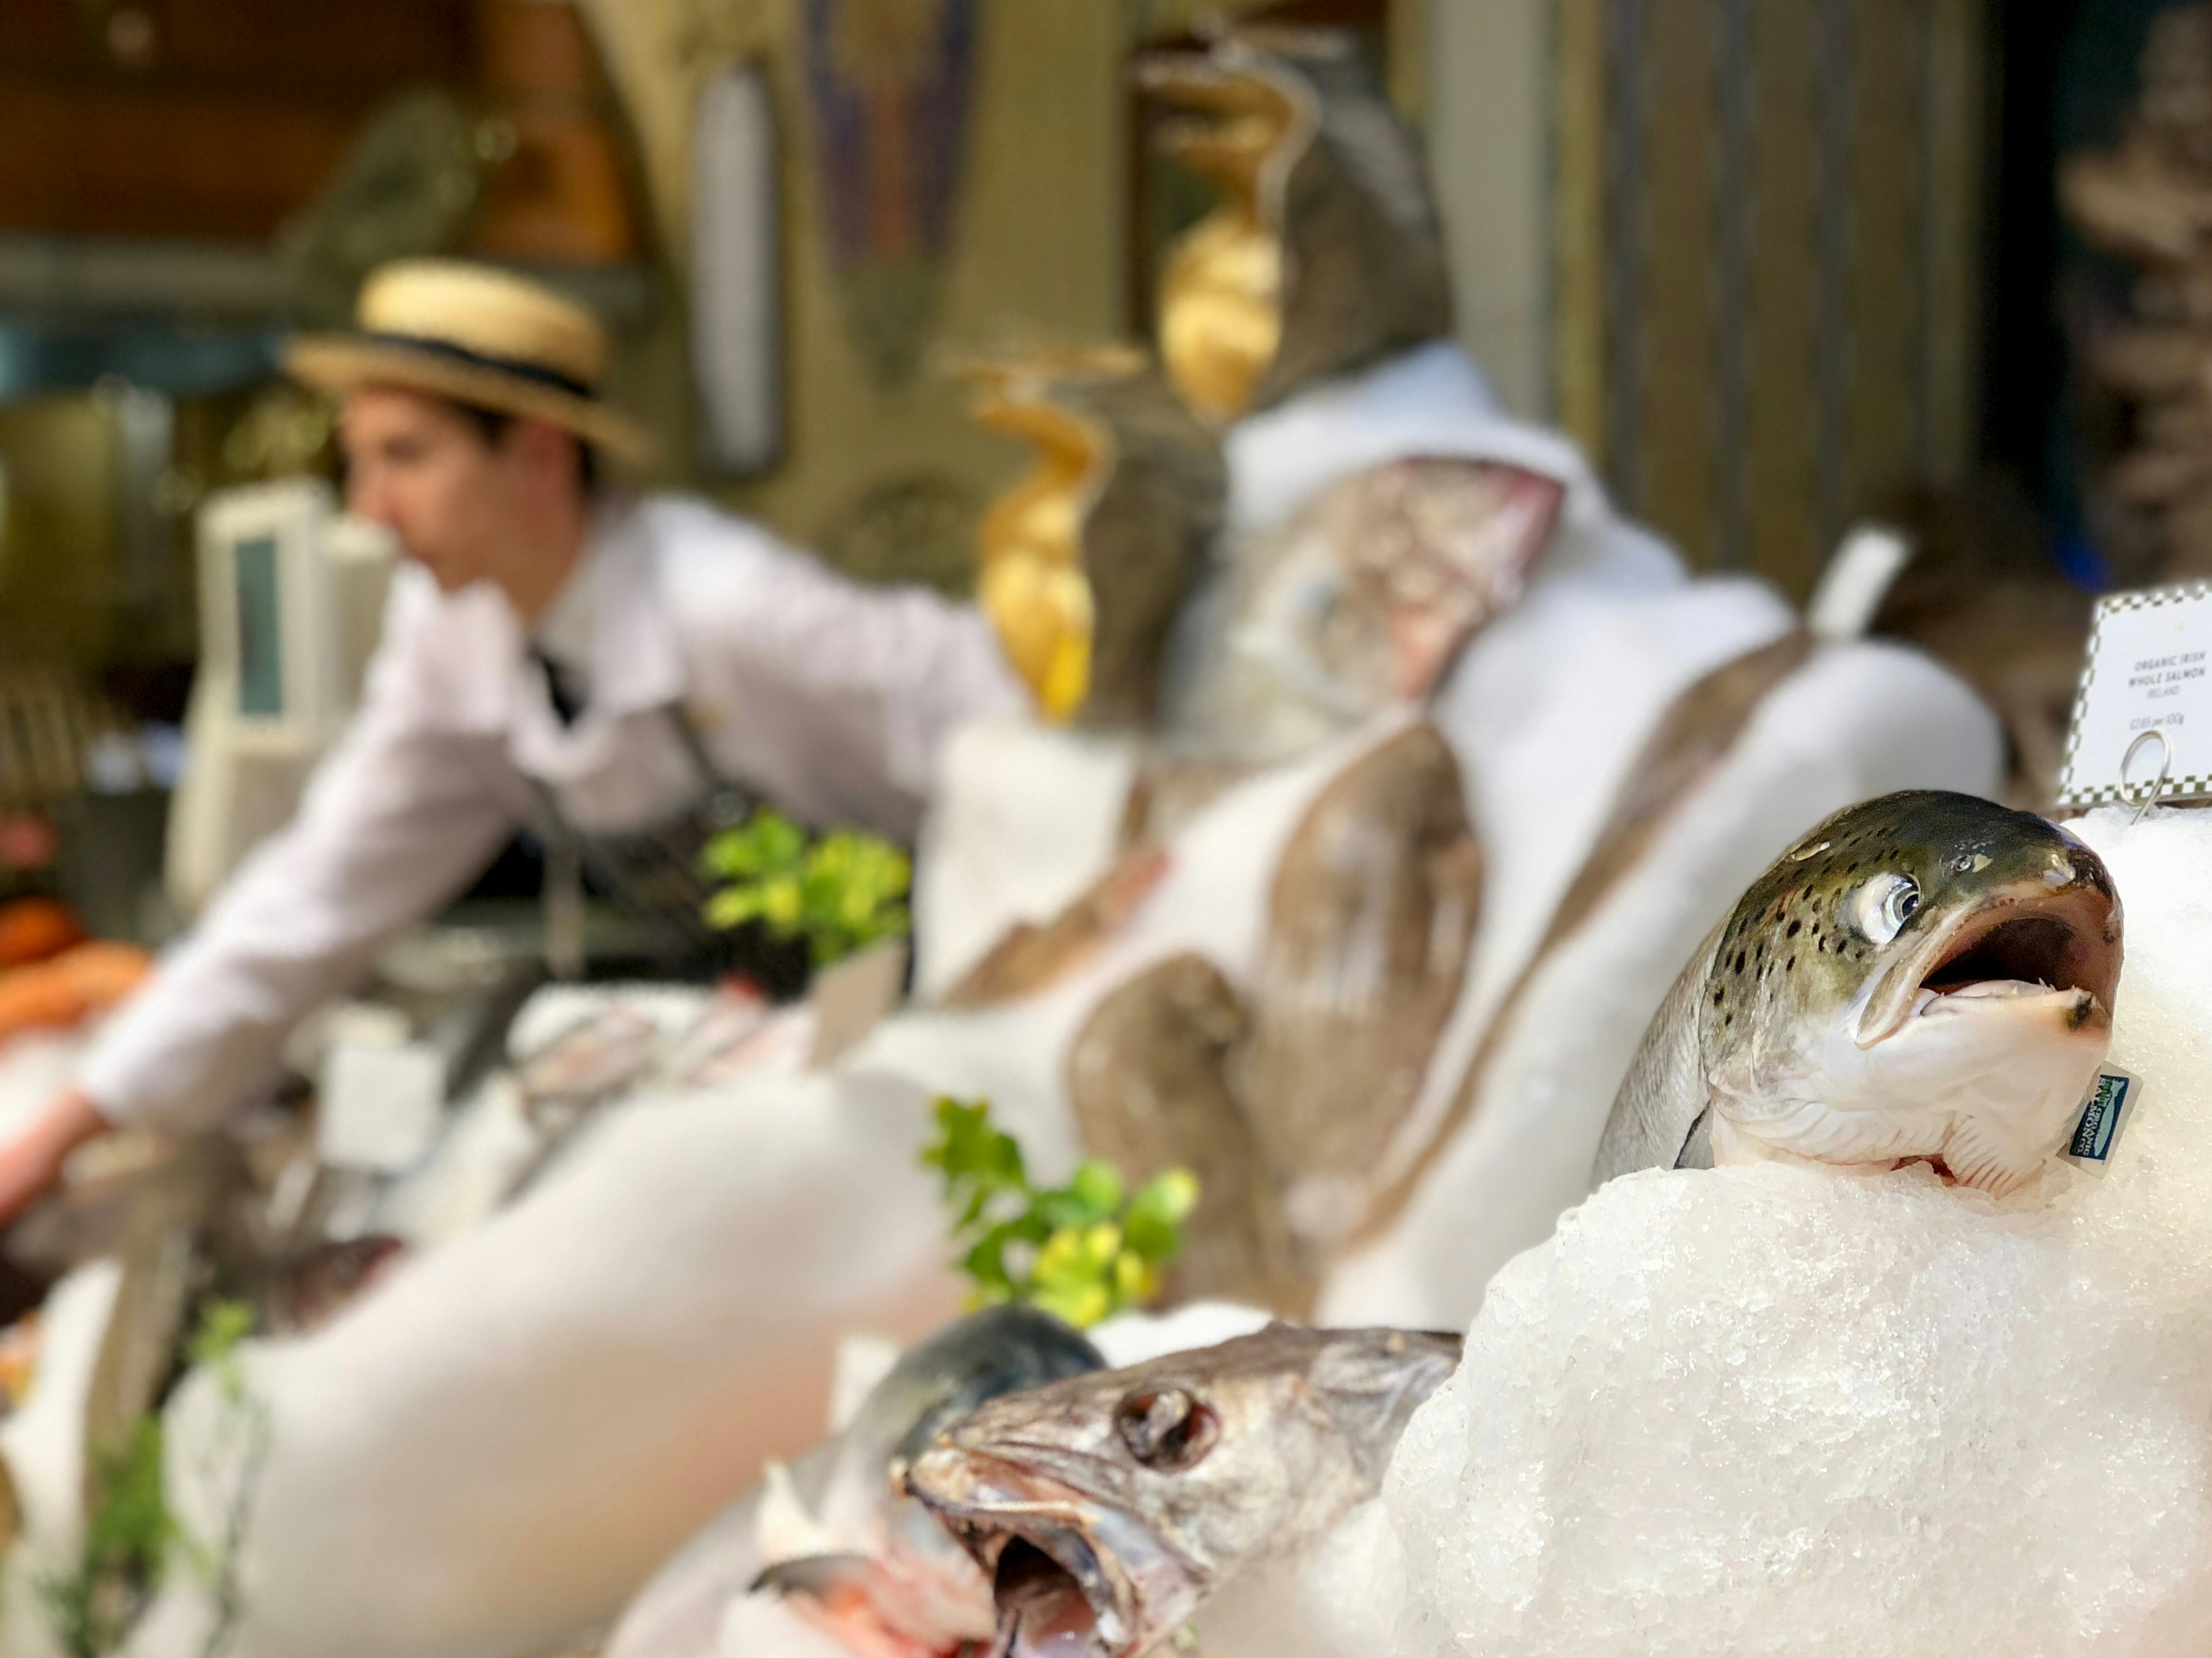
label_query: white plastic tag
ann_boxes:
[2059,582,2212,809]
[2063,1066,2141,1173]
[1806,523,1914,640]
[319,1038,447,1174]
[808,938,910,1068]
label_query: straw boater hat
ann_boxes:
[282,259,655,466]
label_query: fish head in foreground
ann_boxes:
[1699,789,2122,1194]
[753,1304,1107,1657]
[904,1323,1461,1658]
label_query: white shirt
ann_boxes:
[79,494,1025,1131]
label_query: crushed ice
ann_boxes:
[1373,806,2212,1658]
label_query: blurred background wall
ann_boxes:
[0,0,2194,750]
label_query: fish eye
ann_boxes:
[1115,1387,1220,1471]
[1852,872,1920,945]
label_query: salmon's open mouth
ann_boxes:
[1861,876,2123,1048]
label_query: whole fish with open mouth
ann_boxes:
[904,1323,1460,1658]
[1592,790,2123,1195]
[605,1305,1104,1658]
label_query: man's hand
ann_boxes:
[0,1088,109,1229]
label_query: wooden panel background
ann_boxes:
[1558,0,1988,598]
[0,0,638,261]
[0,0,476,241]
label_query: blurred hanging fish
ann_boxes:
[904,1323,1459,1658]
[605,1304,1103,1658]
[1180,459,1562,768]
[1592,790,2124,1195]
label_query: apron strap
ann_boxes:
[528,702,766,981]
[661,703,729,792]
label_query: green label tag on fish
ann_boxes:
[2063,1067,2139,1172]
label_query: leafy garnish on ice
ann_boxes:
[702,811,912,968]
[922,1097,1198,1327]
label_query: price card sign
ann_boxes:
[2059,582,2212,810]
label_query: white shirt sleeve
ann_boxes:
[670,507,1029,844]
[77,596,524,1134]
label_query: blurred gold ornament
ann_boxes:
[1140,53,1298,424]
[969,355,1119,721]
[965,346,1224,729]
[1138,29,1450,423]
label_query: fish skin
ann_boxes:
[837,1305,1107,1482]
[1243,722,1482,1256]
[1115,757,1253,849]
[1344,628,1813,1250]
[942,847,1173,1011]
[904,1323,1460,1658]
[1592,789,2123,1194]
[609,1306,1104,1658]
[1067,722,1480,1310]
[1066,954,1312,1317]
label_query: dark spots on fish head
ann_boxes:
[1786,919,1801,938]
[1713,987,1724,1006]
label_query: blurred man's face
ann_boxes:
[339,385,577,604]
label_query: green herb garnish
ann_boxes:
[41,1420,172,1658]
[41,1298,268,1657]
[922,1097,1198,1328]
[702,811,912,968]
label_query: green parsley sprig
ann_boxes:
[701,810,912,968]
[41,1298,260,1658]
[40,1418,170,1658]
[921,1097,1199,1329]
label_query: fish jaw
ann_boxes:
[1878,978,2111,1194]
[874,1498,1006,1648]
[1715,964,2113,1194]
[904,1448,1205,1658]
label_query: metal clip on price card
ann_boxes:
[2120,727,2173,824]
[2059,582,2212,815]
